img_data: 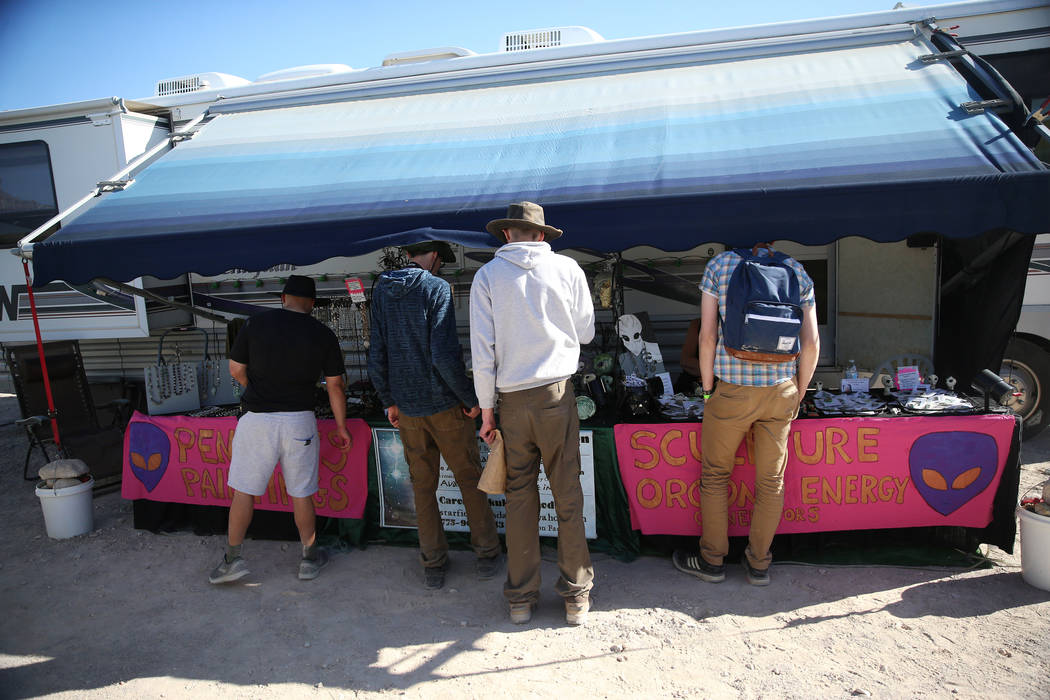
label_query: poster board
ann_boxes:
[374,428,597,539]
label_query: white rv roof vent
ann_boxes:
[382,47,476,67]
[155,72,250,97]
[254,64,353,83]
[501,26,603,52]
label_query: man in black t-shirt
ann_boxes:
[209,275,351,584]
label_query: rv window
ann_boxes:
[799,259,828,325]
[0,140,59,245]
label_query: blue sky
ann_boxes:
[0,0,939,111]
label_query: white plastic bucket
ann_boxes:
[35,477,94,539]
[1018,504,1050,591]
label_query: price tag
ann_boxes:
[657,372,674,397]
[896,366,921,391]
[344,278,366,303]
[840,377,870,393]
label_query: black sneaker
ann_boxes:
[672,549,725,583]
[741,554,771,586]
[476,554,503,581]
[423,562,448,590]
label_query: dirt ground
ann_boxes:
[1,392,1049,700]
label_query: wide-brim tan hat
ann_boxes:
[485,201,563,242]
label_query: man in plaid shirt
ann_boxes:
[674,245,819,586]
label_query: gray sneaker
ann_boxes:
[209,556,249,584]
[298,548,329,580]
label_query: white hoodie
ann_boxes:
[470,241,595,409]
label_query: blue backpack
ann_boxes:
[720,246,803,363]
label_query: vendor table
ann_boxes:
[122,411,1020,556]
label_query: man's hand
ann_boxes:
[386,405,401,429]
[480,408,497,445]
[462,405,481,419]
[332,424,352,451]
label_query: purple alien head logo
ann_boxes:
[908,431,998,516]
[127,422,171,492]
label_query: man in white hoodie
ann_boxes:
[470,201,595,626]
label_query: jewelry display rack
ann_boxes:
[144,328,240,414]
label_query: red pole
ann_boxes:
[21,259,61,449]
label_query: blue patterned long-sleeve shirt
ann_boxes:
[368,266,478,417]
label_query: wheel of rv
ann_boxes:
[1000,335,1050,440]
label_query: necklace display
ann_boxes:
[173,363,184,397]
[358,302,370,349]
[315,297,369,351]
[145,331,216,414]
[145,365,171,406]
[145,360,201,413]
[202,360,223,397]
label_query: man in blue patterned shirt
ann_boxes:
[674,244,819,586]
[368,241,501,590]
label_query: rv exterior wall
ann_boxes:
[1017,234,1050,341]
[836,238,937,372]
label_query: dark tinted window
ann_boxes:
[799,258,828,325]
[0,140,58,245]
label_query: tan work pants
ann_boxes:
[700,380,799,570]
[499,380,593,604]
[399,405,501,568]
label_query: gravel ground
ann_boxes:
[1,392,1048,699]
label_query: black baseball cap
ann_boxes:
[282,275,316,299]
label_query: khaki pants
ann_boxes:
[700,380,799,570]
[499,380,593,604]
[399,405,501,568]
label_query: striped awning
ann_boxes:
[31,25,1050,284]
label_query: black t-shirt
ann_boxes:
[229,308,344,412]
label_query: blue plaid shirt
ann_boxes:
[700,249,815,387]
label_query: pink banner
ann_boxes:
[121,412,372,518]
[614,415,1015,536]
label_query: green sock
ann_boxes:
[225,543,242,563]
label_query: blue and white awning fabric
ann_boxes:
[31,26,1050,285]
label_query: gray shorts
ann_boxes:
[228,411,320,498]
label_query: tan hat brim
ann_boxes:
[485,218,563,242]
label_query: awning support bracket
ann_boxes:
[961,99,1010,115]
[917,49,968,63]
[96,179,134,195]
[170,130,199,144]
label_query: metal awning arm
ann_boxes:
[93,277,231,325]
[914,20,1030,123]
[12,111,213,260]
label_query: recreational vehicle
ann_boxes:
[1,0,1048,435]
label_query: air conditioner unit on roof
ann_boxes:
[501,26,603,52]
[155,72,250,97]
